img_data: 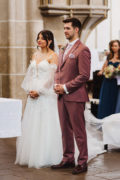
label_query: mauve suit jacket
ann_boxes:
[55,40,91,102]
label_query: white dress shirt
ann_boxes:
[63,38,79,94]
[63,38,79,61]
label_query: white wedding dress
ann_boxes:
[15,59,120,168]
[15,59,63,168]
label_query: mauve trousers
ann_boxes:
[58,97,88,165]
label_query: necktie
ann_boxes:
[63,44,72,62]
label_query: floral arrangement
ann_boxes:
[103,65,115,78]
[104,64,120,79]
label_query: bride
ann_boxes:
[15,30,63,168]
[15,30,119,169]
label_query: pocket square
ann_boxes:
[69,53,75,59]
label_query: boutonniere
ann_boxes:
[69,53,75,59]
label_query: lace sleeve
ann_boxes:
[21,63,33,94]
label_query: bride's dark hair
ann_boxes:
[36,30,54,51]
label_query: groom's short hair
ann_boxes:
[63,17,82,31]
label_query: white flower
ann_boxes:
[104,65,115,78]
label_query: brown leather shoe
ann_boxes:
[72,163,88,175]
[51,161,75,169]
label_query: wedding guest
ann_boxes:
[97,40,120,119]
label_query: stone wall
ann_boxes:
[0,0,43,107]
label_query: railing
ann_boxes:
[40,0,52,5]
[39,0,109,16]
[104,0,108,6]
[67,0,71,5]
[40,0,108,6]
[87,0,108,5]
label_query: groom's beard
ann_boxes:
[65,34,74,41]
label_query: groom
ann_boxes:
[53,17,91,175]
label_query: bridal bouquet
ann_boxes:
[103,65,115,78]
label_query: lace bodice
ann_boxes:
[21,59,57,94]
[30,59,56,78]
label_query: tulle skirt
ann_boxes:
[15,93,106,168]
[15,94,63,168]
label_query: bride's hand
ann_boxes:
[29,91,39,98]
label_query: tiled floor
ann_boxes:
[0,138,120,180]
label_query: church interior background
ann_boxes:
[0,0,120,109]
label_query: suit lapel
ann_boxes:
[60,40,81,69]
[59,44,67,64]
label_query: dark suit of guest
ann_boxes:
[55,39,91,165]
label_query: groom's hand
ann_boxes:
[54,84,65,95]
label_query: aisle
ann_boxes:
[0,139,120,180]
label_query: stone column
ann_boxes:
[0,0,9,97]
[0,0,43,106]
